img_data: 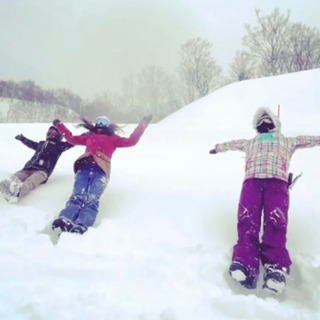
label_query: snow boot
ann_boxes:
[0,179,19,203]
[52,217,74,233]
[9,175,22,196]
[70,223,87,235]
[0,179,11,197]
[229,261,257,289]
[263,265,287,294]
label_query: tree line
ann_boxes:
[229,9,320,80]
[1,8,319,123]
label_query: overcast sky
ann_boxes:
[1,0,320,99]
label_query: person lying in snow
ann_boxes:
[209,107,320,294]
[0,125,74,203]
[52,114,152,235]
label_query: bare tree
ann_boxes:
[228,50,257,81]
[134,65,182,121]
[285,22,320,72]
[51,88,83,113]
[243,8,291,76]
[179,37,222,104]
[110,74,140,122]
[241,8,320,78]
[109,65,182,122]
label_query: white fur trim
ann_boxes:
[252,107,281,131]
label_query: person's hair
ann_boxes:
[77,117,121,136]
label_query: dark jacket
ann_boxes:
[19,136,73,181]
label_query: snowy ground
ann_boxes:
[1,69,320,320]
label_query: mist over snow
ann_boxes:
[1,69,320,320]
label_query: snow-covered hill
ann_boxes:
[1,69,320,320]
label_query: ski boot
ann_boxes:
[229,261,257,289]
[0,178,20,203]
[263,264,287,294]
[70,223,87,235]
[52,217,74,233]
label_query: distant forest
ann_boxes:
[1,8,319,123]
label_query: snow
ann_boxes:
[1,69,320,320]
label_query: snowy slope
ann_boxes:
[1,69,320,320]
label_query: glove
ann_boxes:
[15,134,24,141]
[209,148,217,154]
[142,114,153,124]
[52,119,60,126]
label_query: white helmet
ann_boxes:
[95,116,110,128]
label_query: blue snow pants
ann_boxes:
[59,163,107,228]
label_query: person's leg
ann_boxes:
[17,170,48,198]
[260,179,291,294]
[0,170,27,199]
[15,169,32,182]
[230,179,263,287]
[260,179,291,272]
[58,169,91,222]
[0,169,44,202]
[74,167,107,230]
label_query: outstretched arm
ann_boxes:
[115,115,152,148]
[15,134,38,150]
[209,139,249,154]
[54,120,87,146]
[290,135,320,151]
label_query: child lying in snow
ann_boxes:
[209,107,320,294]
[0,125,73,203]
[52,115,152,235]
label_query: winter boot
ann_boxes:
[0,179,11,197]
[263,265,287,294]
[229,261,257,289]
[0,179,19,203]
[9,175,22,196]
[70,223,87,235]
[52,217,74,233]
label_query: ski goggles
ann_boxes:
[95,116,110,127]
[256,115,273,127]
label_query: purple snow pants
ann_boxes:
[232,178,292,278]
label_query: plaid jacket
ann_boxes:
[215,131,320,182]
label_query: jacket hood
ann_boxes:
[252,107,281,132]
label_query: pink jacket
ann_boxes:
[56,122,148,178]
[215,131,320,182]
